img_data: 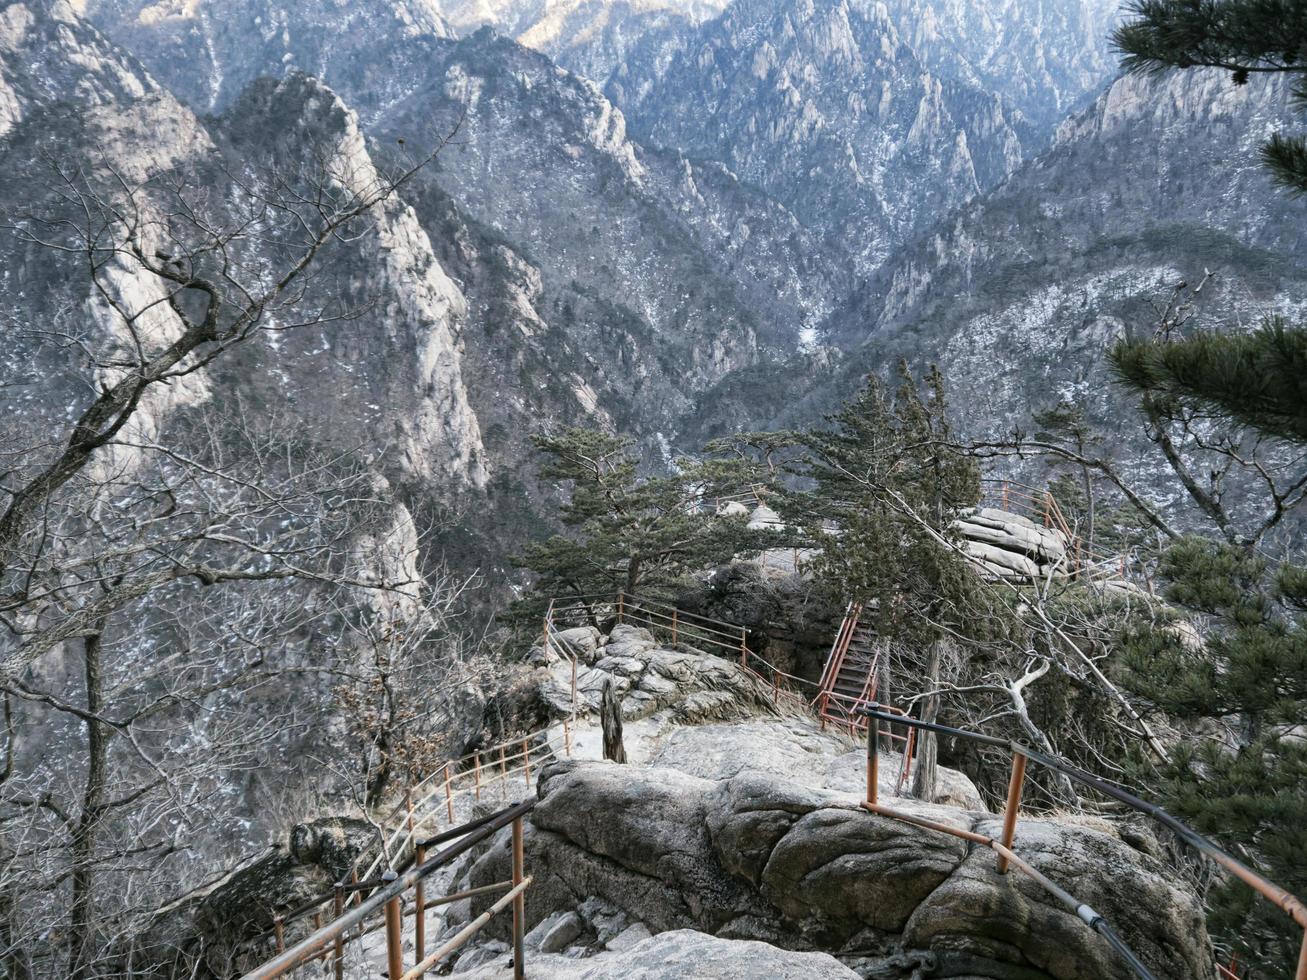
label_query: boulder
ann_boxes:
[458,762,1215,980]
[539,912,585,953]
[576,930,860,978]
[194,816,379,973]
[961,540,1044,578]
[552,626,603,660]
[904,815,1215,980]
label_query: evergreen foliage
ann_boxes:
[1120,537,1307,972]
[515,428,765,611]
[1114,0,1307,194]
[1112,317,1307,443]
[1112,1,1307,445]
[787,364,1008,646]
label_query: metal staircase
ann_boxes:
[816,603,885,733]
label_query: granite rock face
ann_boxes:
[458,761,1215,980]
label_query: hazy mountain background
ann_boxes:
[3,0,1304,953]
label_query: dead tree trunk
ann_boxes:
[600,679,626,764]
[911,641,945,803]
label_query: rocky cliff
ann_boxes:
[811,67,1307,450]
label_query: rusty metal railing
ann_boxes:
[859,705,1307,980]
[241,799,536,980]
[976,478,1150,586]
[546,591,819,714]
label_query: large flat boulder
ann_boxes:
[456,761,1216,980]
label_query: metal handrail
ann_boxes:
[242,799,536,980]
[858,705,1307,980]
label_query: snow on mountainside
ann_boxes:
[611,0,1033,276]
[807,67,1307,450]
[83,0,454,115]
[440,0,729,85]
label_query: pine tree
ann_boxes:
[1113,0,1307,194]
[1120,539,1307,973]
[515,427,764,610]
[791,364,1002,647]
[1111,1,1307,442]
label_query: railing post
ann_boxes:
[333,884,345,980]
[383,871,403,980]
[563,718,572,756]
[444,763,455,824]
[996,752,1028,874]
[350,867,361,907]
[500,744,508,798]
[671,609,678,645]
[474,752,482,801]
[512,816,526,980]
[616,592,625,623]
[772,670,780,704]
[1001,480,1009,511]
[570,656,578,717]
[867,713,879,806]
[414,843,427,969]
[273,914,284,954]
[739,628,747,667]
[523,738,531,787]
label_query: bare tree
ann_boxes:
[0,127,461,977]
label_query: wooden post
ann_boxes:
[500,744,508,799]
[570,657,578,717]
[474,753,482,801]
[384,886,403,980]
[897,726,917,795]
[1001,480,1009,511]
[444,763,455,824]
[350,868,360,907]
[511,817,526,980]
[996,752,1028,874]
[739,628,747,667]
[772,670,780,704]
[333,885,345,980]
[406,789,416,838]
[616,592,625,623]
[563,718,572,757]
[523,738,532,787]
[600,678,626,763]
[273,914,284,953]
[414,843,427,967]
[671,609,678,645]
[867,716,879,805]
[911,643,943,803]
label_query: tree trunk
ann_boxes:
[600,679,626,764]
[69,627,107,980]
[911,642,945,803]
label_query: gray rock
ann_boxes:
[576,930,859,979]
[540,912,585,954]
[463,762,1215,979]
[526,911,571,950]
[605,922,652,952]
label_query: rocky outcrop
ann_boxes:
[456,761,1215,980]
[951,507,1070,579]
[535,623,783,722]
[193,817,379,973]
[459,928,862,979]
